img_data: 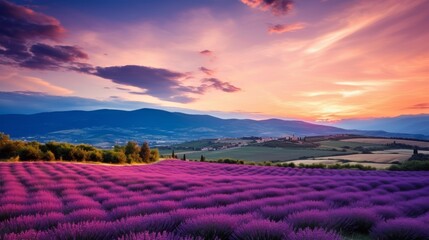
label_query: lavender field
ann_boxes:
[1,160,429,240]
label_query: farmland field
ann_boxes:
[1,160,429,239]
[341,138,429,148]
[286,151,411,169]
[169,146,346,162]
[317,140,385,150]
[315,153,410,163]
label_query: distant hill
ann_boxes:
[332,114,429,136]
[0,109,427,148]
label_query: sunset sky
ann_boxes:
[1,0,428,121]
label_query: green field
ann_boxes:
[166,146,348,162]
[317,140,386,150]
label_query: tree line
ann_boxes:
[0,132,159,164]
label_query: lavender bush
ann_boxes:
[0,160,429,239]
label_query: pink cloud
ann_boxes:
[241,0,294,15]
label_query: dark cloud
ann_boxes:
[268,23,305,34]
[0,0,87,70]
[20,43,88,70]
[408,103,429,109]
[199,50,213,56]
[199,66,215,76]
[0,0,64,41]
[91,65,199,103]
[89,65,240,102]
[201,78,241,93]
[241,0,294,15]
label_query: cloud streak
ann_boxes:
[408,103,429,110]
[0,73,73,95]
[201,78,241,93]
[268,23,305,34]
[199,66,215,76]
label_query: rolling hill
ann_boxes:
[0,108,428,147]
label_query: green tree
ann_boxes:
[182,154,186,160]
[77,144,97,151]
[140,142,150,163]
[112,151,127,164]
[102,150,126,164]
[43,151,56,161]
[0,132,10,144]
[0,140,23,159]
[150,148,160,162]
[88,150,103,162]
[200,155,205,162]
[125,141,142,163]
[172,149,175,159]
[113,145,125,152]
[71,147,86,162]
[19,145,42,161]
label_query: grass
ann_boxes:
[341,138,429,148]
[172,139,224,149]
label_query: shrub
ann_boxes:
[390,161,429,171]
[66,209,108,223]
[288,228,342,240]
[3,230,43,240]
[0,212,64,233]
[42,221,117,240]
[371,206,403,220]
[327,208,379,234]
[370,218,429,240]
[260,201,329,221]
[177,214,248,240]
[231,219,291,240]
[118,231,202,240]
[398,196,429,217]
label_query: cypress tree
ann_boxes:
[140,142,150,163]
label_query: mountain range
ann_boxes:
[0,108,428,148]
[331,114,429,136]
